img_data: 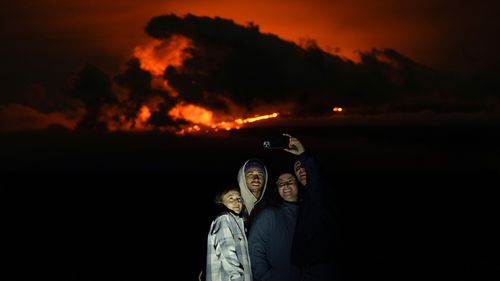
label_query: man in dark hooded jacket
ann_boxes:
[284,134,341,281]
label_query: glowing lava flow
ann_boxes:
[176,112,279,135]
[106,37,280,135]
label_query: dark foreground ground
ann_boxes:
[2,117,500,280]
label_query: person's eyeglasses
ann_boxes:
[277,180,295,188]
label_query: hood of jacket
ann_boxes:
[237,159,268,215]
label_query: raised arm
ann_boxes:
[283,134,327,200]
[283,134,305,156]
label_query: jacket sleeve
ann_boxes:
[248,210,272,281]
[297,149,324,198]
[297,149,336,217]
[213,215,244,281]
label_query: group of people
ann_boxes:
[203,134,340,281]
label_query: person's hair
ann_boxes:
[214,186,240,206]
[294,160,301,172]
[275,172,299,186]
[213,186,247,217]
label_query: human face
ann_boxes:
[222,190,243,214]
[276,173,299,202]
[245,167,265,194]
[294,160,307,186]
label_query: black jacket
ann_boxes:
[291,150,338,266]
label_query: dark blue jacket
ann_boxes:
[248,202,300,281]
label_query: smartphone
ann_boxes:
[262,135,289,149]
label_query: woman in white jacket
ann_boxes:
[206,187,253,281]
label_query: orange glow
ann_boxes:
[333,107,343,112]
[102,32,281,135]
[133,37,191,96]
[137,105,151,122]
[133,36,193,76]
[132,105,152,130]
[157,1,375,62]
[176,110,280,135]
[168,103,214,126]
[100,96,167,132]
[16,0,461,83]
[235,113,279,124]
[151,76,179,97]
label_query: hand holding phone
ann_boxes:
[262,135,289,149]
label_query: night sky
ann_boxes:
[2,0,500,132]
[1,1,500,280]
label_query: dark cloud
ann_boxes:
[142,14,499,116]
[112,59,183,129]
[114,59,154,103]
[0,104,78,132]
[145,14,357,113]
[5,13,497,132]
[65,64,115,130]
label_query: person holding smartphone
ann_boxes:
[283,134,342,281]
